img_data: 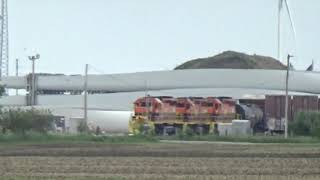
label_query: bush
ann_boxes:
[185,126,195,137]
[289,111,320,138]
[0,108,54,135]
[175,128,184,139]
[31,109,54,133]
[77,121,89,133]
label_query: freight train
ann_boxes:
[129,96,264,135]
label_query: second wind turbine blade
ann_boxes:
[284,0,296,40]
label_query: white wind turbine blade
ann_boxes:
[279,0,283,10]
[277,0,283,60]
[284,0,296,40]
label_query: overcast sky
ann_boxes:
[8,0,320,75]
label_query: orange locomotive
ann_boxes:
[207,97,236,120]
[131,96,237,135]
[133,96,236,121]
[133,96,176,120]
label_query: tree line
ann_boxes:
[0,108,54,135]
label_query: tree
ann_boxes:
[0,85,5,97]
[30,109,54,134]
[289,111,320,138]
[7,109,32,135]
[0,85,5,133]
[0,108,55,135]
[77,121,89,133]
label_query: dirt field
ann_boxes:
[0,142,320,179]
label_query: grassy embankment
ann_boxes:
[0,132,319,144]
[0,133,156,144]
[159,134,320,144]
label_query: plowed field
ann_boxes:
[0,142,320,179]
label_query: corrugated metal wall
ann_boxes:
[265,95,292,131]
[265,95,319,131]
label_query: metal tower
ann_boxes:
[0,0,9,78]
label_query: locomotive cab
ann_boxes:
[176,97,195,120]
[156,96,176,120]
[206,97,223,115]
[133,96,162,119]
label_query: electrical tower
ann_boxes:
[0,0,9,79]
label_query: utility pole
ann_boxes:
[15,58,18,95]
[28,54,40,106]
[84,64,88,126]
[285,54,293,139]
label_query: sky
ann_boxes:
[8,0,320,75]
